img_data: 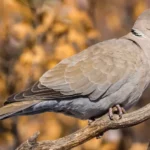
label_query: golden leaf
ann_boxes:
[0,73,7,98]
[83,138,101,150]
[67,28,86,49]
[55,43,75,60]
[11,22,34,40]
[52,22,68,34]
[47,60,58,69]
[36,11,55,36]
[19,49,33,65]
[106,13,121,31]
[133,1,147,19]
[32,45,46,64]
[87,30,100,39]
[129,143,147,150]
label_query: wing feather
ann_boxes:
[5,38,142,104]
[39,39,141,100]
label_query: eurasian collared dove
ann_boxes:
[0,9,150,120]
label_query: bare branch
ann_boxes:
[16,103,150,150]
[16,131,40,150]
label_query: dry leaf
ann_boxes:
[55,43,75,60]
[67,28,86,48]
[11,22,34,40]
[52,22,68,34]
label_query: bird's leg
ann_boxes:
[89,105,126,139]
[116,104,123,118]
[108,104,126,120]
[109,107,113,119]
[121,107,126,114]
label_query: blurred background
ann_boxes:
[0,0,150,149]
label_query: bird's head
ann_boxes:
[132,9,150,38]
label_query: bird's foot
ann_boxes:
[108,104,126,120]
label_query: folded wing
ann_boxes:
[5,38,142,104]
[40,38,141,100]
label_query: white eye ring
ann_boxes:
[131,29,146,38]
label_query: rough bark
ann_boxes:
[16,103,150,150]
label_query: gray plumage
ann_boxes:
[1,9,150,120]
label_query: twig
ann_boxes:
[16,103,150,150]
[16,131,40,150]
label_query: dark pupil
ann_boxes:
[131,29,142,37]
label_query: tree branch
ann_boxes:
[16,103,150,150]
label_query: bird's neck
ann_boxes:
[124,32,150,62]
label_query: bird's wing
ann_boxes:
[5,38,142,104]
[4,81,79,105]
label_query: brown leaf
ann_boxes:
[55,43,75,60]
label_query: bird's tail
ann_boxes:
[0,100,41,120]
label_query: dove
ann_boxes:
[0,9,150,121]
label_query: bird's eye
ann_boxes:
[131,29,142,37]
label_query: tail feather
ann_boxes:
[0,100,41,120]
